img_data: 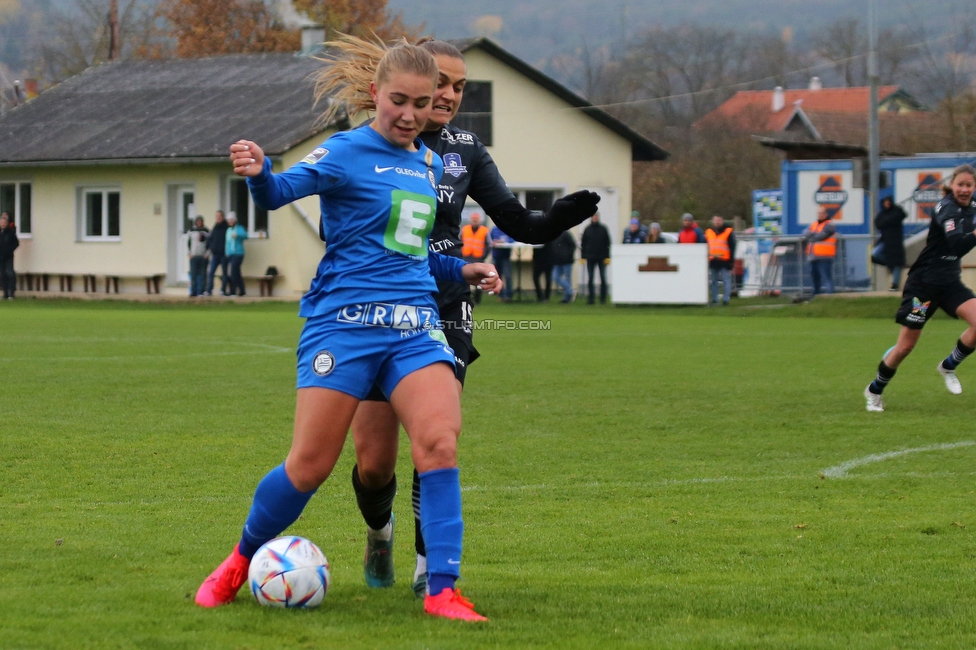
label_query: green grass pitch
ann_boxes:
[3,297,976,649]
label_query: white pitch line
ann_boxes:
[822,441,976,478]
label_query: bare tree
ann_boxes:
[32,0,169,84]
[812,17,866,87]
[622,24,751,127]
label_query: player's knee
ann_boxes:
[356,458,395,488]
[417,430,459,470]
[285,451,332,491]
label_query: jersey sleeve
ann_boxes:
[935,200,976,256]
[428,251,466,283]
[247,137,349,210]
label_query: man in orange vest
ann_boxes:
[705,215,736,305]
[803,206,837,295]
[461,213,490,303]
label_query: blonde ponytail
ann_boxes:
[313,34,437,126]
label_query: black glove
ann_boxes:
[546,190,601,230]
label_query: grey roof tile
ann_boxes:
[0,53,330,164]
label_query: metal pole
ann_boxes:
[868,0,880,290]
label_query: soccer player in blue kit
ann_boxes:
[194,42,498,622]
[323,37,602,597]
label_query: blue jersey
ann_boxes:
[247,126,465,318]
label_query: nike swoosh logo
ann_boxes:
[375,165,394,173]
[447,559,460,565]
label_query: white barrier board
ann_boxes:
[611,243,708,304]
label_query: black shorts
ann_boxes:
[895,275,976,330]
[363,296,480,401]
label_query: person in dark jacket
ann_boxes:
[864,164,976,412]
[874,196,908,291]
[0,212,19,300]
[532,240,553,302]
[581,213,611,304]
[205,210,230,296]
[550,229,577,303]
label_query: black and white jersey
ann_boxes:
[910,195,976,286]
[420,124,515,259]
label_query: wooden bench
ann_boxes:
[254,274,280,297]
[17,273,49,291]
[145,274,165,294]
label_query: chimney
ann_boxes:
[301,24,326,55]
[809,76,822,91]
[772,86,785,112]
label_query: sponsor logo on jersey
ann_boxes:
[814,174,847,220]
[945,219,956,233]
[440,128,475,145]
[302,147,329,165]
[390,167,425,179]
[443,153,467,178]
[312,350,335,376]
[913,172,943,220]
[337,302,437,330]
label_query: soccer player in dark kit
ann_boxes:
[864,164,976,412]
[328,37,601,596]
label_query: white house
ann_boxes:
[0,38,666,296]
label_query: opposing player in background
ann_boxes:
[864,164,976,411]
[324,37,601,597]
[195,42,500,622]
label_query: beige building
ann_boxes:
[0,39,665,296]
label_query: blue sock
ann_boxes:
[419,467,463,594]
[238,464,316,559]
[943,339,975,371]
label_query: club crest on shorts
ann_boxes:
[312,350,335,376]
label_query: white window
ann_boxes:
[226,177,269,238]
[79,187,121,241]
[0,181,32,237]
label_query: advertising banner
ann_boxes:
[797,170,864,226]
[894,168,952,223]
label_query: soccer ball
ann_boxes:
[248,536,331,608]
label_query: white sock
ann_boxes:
[367,520,393,542]
[413,554,427,582]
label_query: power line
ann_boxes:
[577,27,969,112]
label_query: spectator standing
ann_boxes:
[206,210,229,296]
[188,216,210,297]
[705,215,736,306]
[460,213,490,303]
[581,213,611,304]
[875,196,907,291]
[532,240,553,302]
[490,224,514,301]
[678,213,705,243]
[550,229,577,303]
[622,217,647,243]
[803,206,837,295]
[646,222,666,243]
[0,212,18,300]
[225,213,248,297]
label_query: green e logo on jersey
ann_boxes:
[384,190,436,257]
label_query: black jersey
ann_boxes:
[420,124,515,259]
[909,195,976,285]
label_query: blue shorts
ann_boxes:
[296,303,456,400]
